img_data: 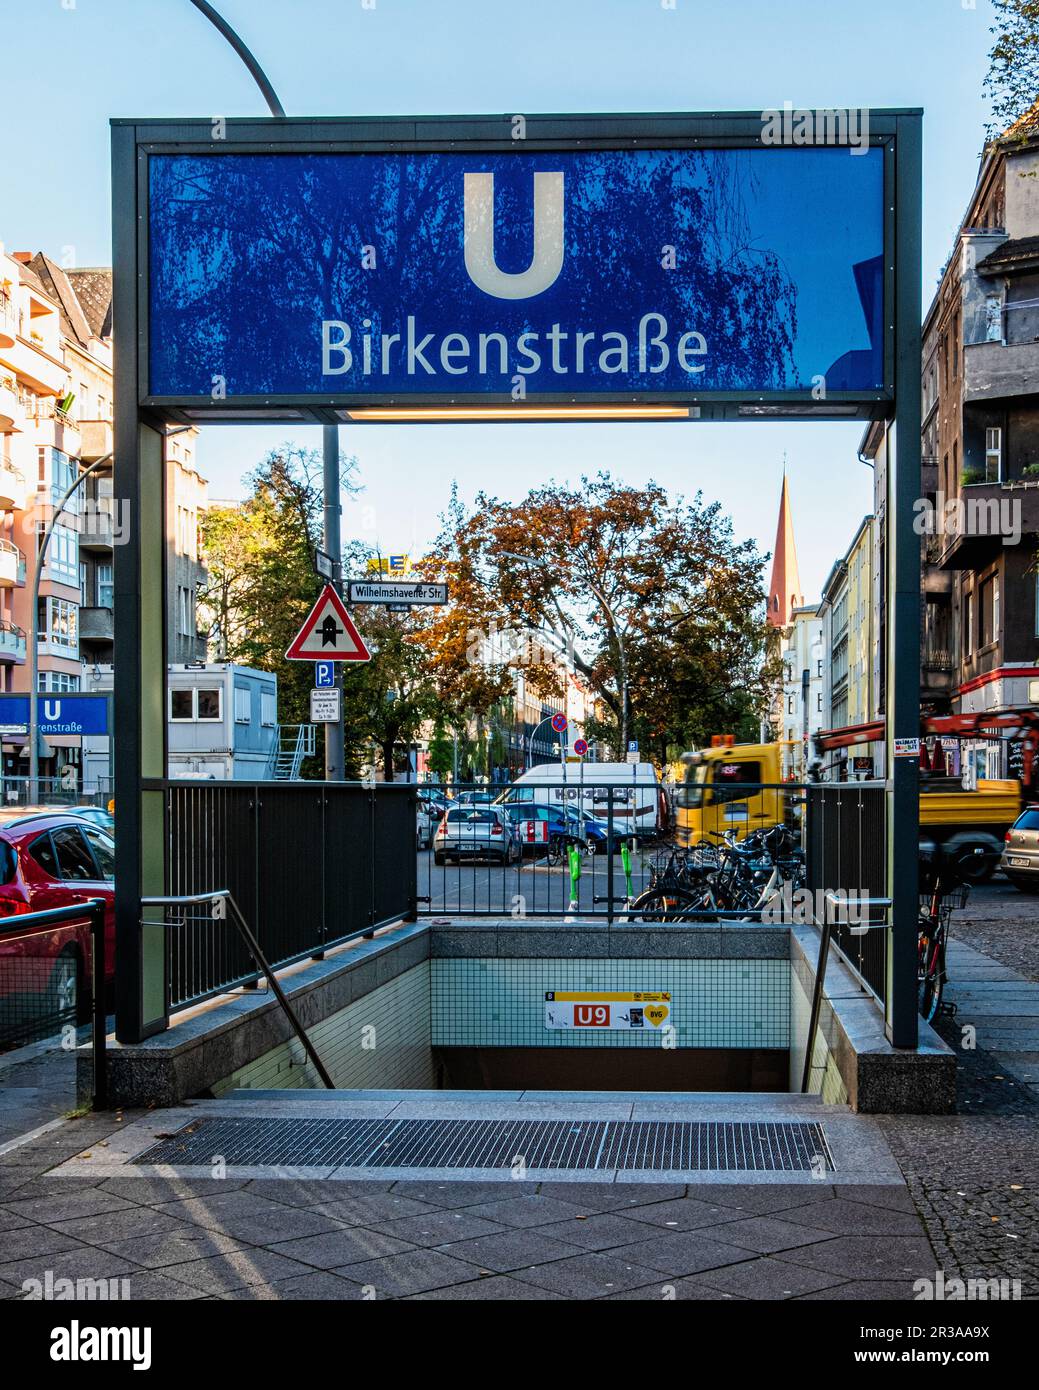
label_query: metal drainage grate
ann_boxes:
[134,1116,834,1173]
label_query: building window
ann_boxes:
[37,448,77,507]
[197,688,221,721]
[980,576,998,648]
[177,507,196,558]
[38,597,78,654]
[169,688,222,722]
[44,522,79,584]
[170,689,193,721]
[97,563,113,608]
[964,590,974,658]
[234,686,251,724]
[37,672,81,693]
[79,561,88,607]
[993,576,1000,643]
[261,690,276,727]
[177,585,195,637]
[985,427,1002,483]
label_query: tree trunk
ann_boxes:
[382,739,395,782]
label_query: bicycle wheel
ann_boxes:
[629,887,704,922]
[917,928,944,1023]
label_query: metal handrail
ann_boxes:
[141,890,335,1088]
[801,892,892,1094]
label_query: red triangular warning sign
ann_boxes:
[285,584,372,662]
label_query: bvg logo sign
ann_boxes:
[463,171,564,300]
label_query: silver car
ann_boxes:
[1001,806,1039,893]
[433,806,519,866]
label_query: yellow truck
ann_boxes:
[671,740,1027,882]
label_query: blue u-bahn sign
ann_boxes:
[0,694,109,737]
[136,113,894,415]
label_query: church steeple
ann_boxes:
[767,465,803,629]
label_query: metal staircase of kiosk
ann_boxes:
[267,725,316,780]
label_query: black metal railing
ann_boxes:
[0,898,107,1108]
[165,780,416,1010]
[805,781,888,1001]
[416,779,666,920]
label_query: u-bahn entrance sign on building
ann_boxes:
[113,111,921,1045]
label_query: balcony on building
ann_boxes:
[79,477,114,552]
[21,395,81,456]
[78,605,113,644]
[0,620,26,664]
[0,456,26,511]
[78,418,113,463]
[0,372,22,434]
[0,294,18,350]
[0,540,26,588]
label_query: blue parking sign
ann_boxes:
[315,661,335,688]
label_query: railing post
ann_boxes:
[312,785,327,960]
[90,898,108,1110]
[607,794,615,926]
[364,782,376,938]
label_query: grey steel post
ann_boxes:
[323,424,345,781]
[886,115,922,1049]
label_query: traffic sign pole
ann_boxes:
[323,424,345,782]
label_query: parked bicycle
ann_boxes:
[628,824,806,920]
[917,844,996,1022]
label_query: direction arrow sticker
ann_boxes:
[285,584,372,662]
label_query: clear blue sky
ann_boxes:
[5,0,998,602]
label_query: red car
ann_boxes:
[0,813,115,1038]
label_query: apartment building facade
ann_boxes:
[924,111,1039,778]
[818,515,877,779]
[777,604,823,780]
[0,242,208,791]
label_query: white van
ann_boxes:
[499,762,669,842]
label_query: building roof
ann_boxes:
[27,256,113,346]
[998,97,1039,147]
[766,472,803,630]
[975,235,1039,277]
[29,254,91,347]
[67,269,113,339]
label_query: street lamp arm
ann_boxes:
[29,453,113,802]
[188,1,286,118]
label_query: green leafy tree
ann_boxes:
[985,1,1039,138]
[426,716,454,779]
[197,445,359,772]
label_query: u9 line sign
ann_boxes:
[134,113,896,416]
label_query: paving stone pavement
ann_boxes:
[0,1115,941,1302]
[1,902,1037,1300]
[947,879,1039,982]
[875,902,1039,1299]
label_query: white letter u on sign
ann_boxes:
[463,171,564,299]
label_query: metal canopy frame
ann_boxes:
[112,110,920,1052]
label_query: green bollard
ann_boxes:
[567,842,582,911]
[621,840,633,901]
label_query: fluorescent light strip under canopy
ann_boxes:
[341,405,695,422]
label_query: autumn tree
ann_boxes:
[414,484,563,752]
[438,474,773,761]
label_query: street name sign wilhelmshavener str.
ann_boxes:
[348,581,449,605]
